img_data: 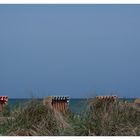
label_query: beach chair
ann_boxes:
[43,96,70,113]
[95,95,118,102]
[52,96,69,113]
[0,96,8,112]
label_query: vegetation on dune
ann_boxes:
[71,98,140,136]
[63,98,140,136]
[0,99,70,136]
[1,97,140,136]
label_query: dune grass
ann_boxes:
[70,98,140,136]
[1,97,140,136]
[63,98,140,136]
[0,99,70,136]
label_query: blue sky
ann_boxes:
[0,5,140,98]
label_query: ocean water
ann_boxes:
[7,98,136,114]
[8,98,88,114]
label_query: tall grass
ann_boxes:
[0,99,70,136]
[69,98,140,136]
[1,97,140,136]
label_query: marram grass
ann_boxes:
[1,98,140,136]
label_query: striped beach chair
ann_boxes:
[0,96,8,112]
[43,96,70,113]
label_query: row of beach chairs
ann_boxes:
[1,95,140,112]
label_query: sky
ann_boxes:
[0,5,140,98]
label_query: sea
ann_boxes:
[8,98,136,114]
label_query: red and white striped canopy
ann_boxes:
[0,96,8,104]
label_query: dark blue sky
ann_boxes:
[0,5,140,98]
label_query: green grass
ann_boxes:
[0,99,70,136]
[1,98,140,136]
[78,99,140,136]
